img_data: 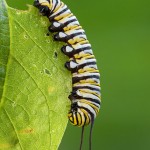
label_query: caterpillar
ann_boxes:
[33,0,101,150]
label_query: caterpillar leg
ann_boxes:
[61,45,74,57]
[48,21,64,32]
[53,32,69,42]
[65,60,78,71]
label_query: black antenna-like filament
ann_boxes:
[80,119,94,150]
[89,119,94,150]
[80,126,85,150]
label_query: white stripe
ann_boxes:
[65,28,85,35]
[59,15,76,23]
[70,61,97,69]
[73,72,100,77]
[83,64,98,70]
[74,83,100,90]
[74,43,91,49]
[51,0,61,12]
[51,4,67,17]
[73,77,100,84]
[69,58,96,68]
[77,58,96,65]
[78,88,100,95]
[39,0,47,3]
[76,90,100,101]
[78,102,97,118]
[57,31,87,41]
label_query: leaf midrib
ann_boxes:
[0,0,10,106]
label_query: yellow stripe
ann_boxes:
[78,68,97,73]
[78,70,99,74]
[79,90,101,98]
[80,113,85,127]
[55,11,71,21]
[74,54,90,59]
[68,38,85,45]
[65,25,83,35]
[74,53,91,59]
[49,0,53,10]
[68,25,82,31]
[81,54,95,59]
[59,13,73,23]
[41,2,51,9]
[73,82,100,87]
[77,113,81,125]
[74,55,95,63]
[72,40,89,49]
[80,108,90,125]
[72,78,100,84]
[53,2,64,13]
[64,24,78,31]
[77,79,97,83]
[78,40,89,44]
[80,100,99,114]
[73,114,77,125]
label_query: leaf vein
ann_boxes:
[11,55,52,148]
[3,108,24,150]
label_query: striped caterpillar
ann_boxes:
[34,0,101,149]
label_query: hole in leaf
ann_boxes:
[44,69,51,75]
[54,51,58,59]
[46,33,50,36]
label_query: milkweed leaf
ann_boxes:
[0,0,71,149]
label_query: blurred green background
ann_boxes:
[6,0,150,150]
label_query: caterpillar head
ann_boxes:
[68,102,91,127]
[34,0,52,16]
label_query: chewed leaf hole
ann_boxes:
[44,68,51,75]
[54,51,58,59]
[46,33,50,36]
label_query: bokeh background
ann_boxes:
[6,0,150,150]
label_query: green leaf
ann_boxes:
[0,0,71,149]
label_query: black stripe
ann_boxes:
[73,85,100,92]
[79,106,95,123]
[65,32,86,42]
[68,113,74,124]
[51,0,58,12]
[72,75,100,84]
[70,46,92,56]
[71,61,97,73]
[83,98,101,106]
[80,96,100,105]
[69,92,101,105]
[79,112,82,126]
[75,113,79,125]
[63,18,78,28]
[79,106,95,118]
[51,19,78,32]
[83,113,87,125]
[49,6,69,21]
[62,45,92,57]
[80,97,100,105]
[54,31,86,42]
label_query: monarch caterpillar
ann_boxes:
[33,0,101,149]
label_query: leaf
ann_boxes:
[0,0,71,149]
